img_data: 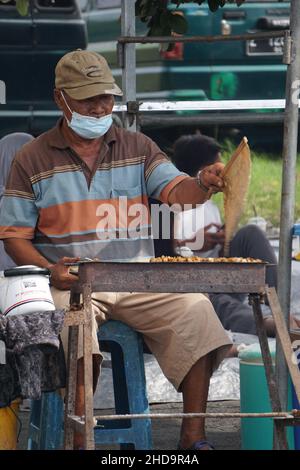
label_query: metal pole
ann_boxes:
[121,0,136,131]
[276,0,300,448]
[118,30,286,45]
[112,98,297,112]
[139,112,291,127]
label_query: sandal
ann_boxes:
[178,440,215,450]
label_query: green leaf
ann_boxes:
[169,13,188,35]
[147,24,162,36]
[148,24,171,36]
[135,0,143,16]
[136,0,155,18]
[16,0,29,16]
[159,10,171,29]
[148,13,171,36]
[136,0,247,36]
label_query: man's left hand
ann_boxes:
[200,162,225,194]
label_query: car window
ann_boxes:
[0,0,78,11]
[95,0,121,9]
[78,0,88,11]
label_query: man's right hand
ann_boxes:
[3,239,80,290]
[200,162,225,194]
[49,256,80,290]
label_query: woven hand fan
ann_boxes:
[222,137,251,256]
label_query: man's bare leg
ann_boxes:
[179,352,213,450]
[263,315,300,338]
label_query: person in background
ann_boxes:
[172,133,278,337]
[0,133,34,271]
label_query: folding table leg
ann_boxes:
[64,324,79,449]
[82,283,95,450]
[250,293,288,450]
[63,288,81,449]
[266,287,300,404]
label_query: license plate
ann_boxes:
[246,36,284,56]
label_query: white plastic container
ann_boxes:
[0,265,55,317]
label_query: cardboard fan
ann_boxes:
[222,137,251,256]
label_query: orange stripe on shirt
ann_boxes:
[159,175,190,204]
[0,226,35,239]
[38,195,151,236]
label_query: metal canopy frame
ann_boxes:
[118,0,300,449]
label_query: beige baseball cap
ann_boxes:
[55,49,123,100]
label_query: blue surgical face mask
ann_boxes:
[61,91,113,139]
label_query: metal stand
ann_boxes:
[62,261,300,450]
[63,289,95,450]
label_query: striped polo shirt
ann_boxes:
[0,121,188,262]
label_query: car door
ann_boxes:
[0,0,87,137]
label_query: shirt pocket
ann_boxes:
[110,185,149,235]
[110,184,143,200]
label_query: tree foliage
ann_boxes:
[135,0,245,36]
[0,0,245,30]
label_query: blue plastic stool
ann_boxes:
[95,320,152,449]
[28,320,152,450]
[28,391,63,450]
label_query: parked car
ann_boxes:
[81,0,291,147]
[81,0,290,102]
[0,0,291,145]
[0,0,87,138]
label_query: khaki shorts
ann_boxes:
[51,288,232,391]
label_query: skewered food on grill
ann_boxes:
[150,256,263,263]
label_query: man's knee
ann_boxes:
[51,287,71,310]
[236,224,265,240]
[181,293,214,315]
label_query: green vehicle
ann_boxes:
[0,0,87,138]
[0,0,291,143]
[82,0,290,102]
[81,0,290,146]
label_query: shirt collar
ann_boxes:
[47,118,118,150]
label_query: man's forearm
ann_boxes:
[4,239,53,269]
[168,177,209,208]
